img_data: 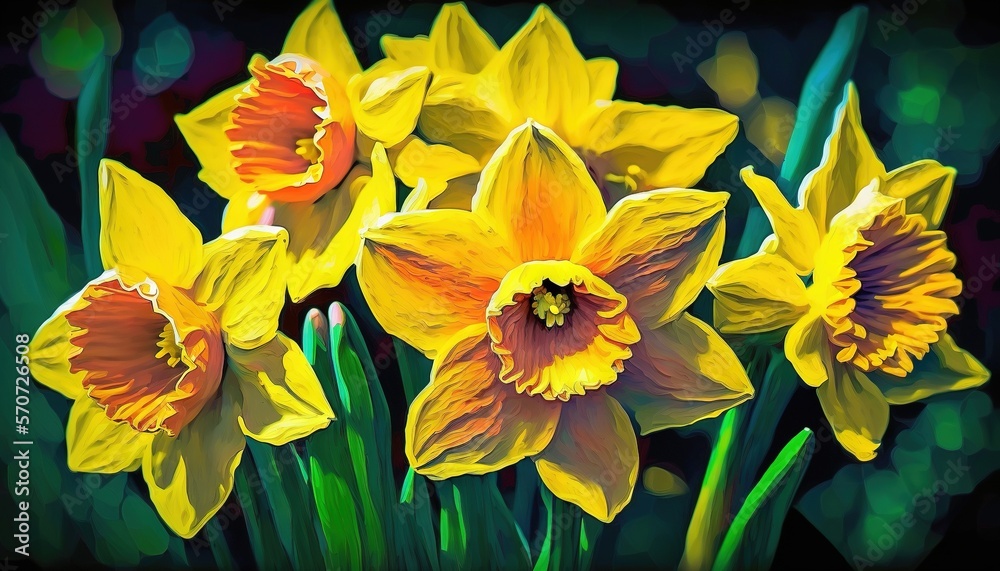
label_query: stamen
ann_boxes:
[531,287,571,328]
[295,137,322,164]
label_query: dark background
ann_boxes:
[1,0,998,569]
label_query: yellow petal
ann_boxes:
[488,5,588,135]
[883,160,955,229]
[801,82,886,238]
[390,136,481,189]
[66,397,153,473]
[193,226,289,350]
[143,380,245,539]
[381,35,431,68]
[282,145,396,302]
[418,74,516,163]
[400,178,437,213]
[785,312,831,387]
[580,100,739,191]
[407,324,560,478]
[99,160,203,287]
[875,334,990,405]
[573,189,727,328]
[228,333,334,445]
[174,82,253,200]
[282,0,361,87]
[740,166,819,274]
[816,363,888,462]
[586,57,618,101]
[359,208,515,358]
[473,120,606,263]
[28,293,89,400]
[610,313,754,434]
[534,392,638,523]
[428,3,498,74]
[707,253,809,335]
[348,63,430,148]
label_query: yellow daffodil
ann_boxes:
[176,0,424,301]
[707,83,990,461]
[382,3,739,210]
[358,120,753,522]
[27,160,334,538]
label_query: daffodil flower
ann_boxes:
[382,3,739,209]
[176,0,425,301]
[358,120,753,522]
[707,83,990,461]
[27,160,334,538]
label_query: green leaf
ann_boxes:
[302,308,364,571]
[328,301,396,569]
[77,55,114,277]
[778,6,869,199]
[680,407,743,571]
[397,467,440,571]
[712,428,816,571]
[0,126,79,329]
[533,487,592,571]
[439,475,531,571]
[234,457,292,571]
[246,440,324,570]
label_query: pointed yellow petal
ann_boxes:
[874,334,990,405]
[282,0,361,86]
[586,57,618,101]
[610,313,754,434]
[348,63,430,148]
[429,3,498,74]
[193,226,289,350]
[407,324,560,478]
[473,121,606,262]
[801,82,887,238]
[228,333,334,445]
[580,101,738,192]
[99,160,203,287]
[28,294,88,400]
[418,74,516,163]
[283,145,396,302]
[381,35,431,68]
[816,364,888,462]
[390,136,481,189]
[707,253,809,334]
[174,82,253,200]
[574,189,727,328]
[883,160,955,229]
[143,381,245,539]
[489,5,588,135]
[534,392,638,523]
[359,208,515,358]
[67,397,153,473]
[785,312,831,387]
[740,166,819,274]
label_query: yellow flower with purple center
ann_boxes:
[28,160,334,538]
[707,83,990,461]
[358,120,753,522]
[176,0,426,301]
[381,3,739,210]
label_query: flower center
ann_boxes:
[817,201,961,377]
[487,261,640,401]
[531,281,572,327]
[66,273,225,435]
[227,53,356,203]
